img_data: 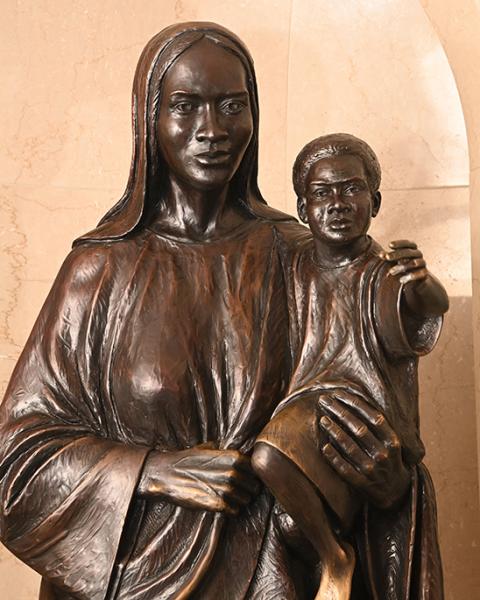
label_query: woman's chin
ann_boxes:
[187,170,236,192]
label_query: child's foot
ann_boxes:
[315,541,355,600]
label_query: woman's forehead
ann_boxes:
[160,38,249,97]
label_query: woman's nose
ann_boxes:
[195,105,228,143]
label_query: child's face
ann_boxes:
[298,154,380,246]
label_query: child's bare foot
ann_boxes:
[315,541,355,600]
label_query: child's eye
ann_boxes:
[344,184,362,195]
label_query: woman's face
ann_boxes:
[156,38,254,192]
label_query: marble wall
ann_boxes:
[1,1,478,598]
[421,0,480,524]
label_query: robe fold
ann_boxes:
[0,220,300,600]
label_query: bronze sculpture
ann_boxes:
[0,23,446,600]
[253,134,448,599]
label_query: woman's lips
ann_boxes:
[195,151,231,166]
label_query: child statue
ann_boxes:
[252,133,449,600]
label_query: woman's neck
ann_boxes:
[153,175,246,240]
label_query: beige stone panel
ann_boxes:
[420,304,480,599]
[1,0,292,208]
[0,0,174,190]
[286,0,469,192]
[420,0,480,515]
[369,186,472,297]
[0,183,117,377]
[420,0,480,169]
[0,548,39,600]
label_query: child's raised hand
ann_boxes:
[381,239,428,285]
[381,239,449,317]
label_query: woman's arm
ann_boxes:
[317,392,411,509]
[0,247,150,600]
[0,244,261,599]
[138,446,260,515]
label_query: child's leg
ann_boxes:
[252,442,355,600]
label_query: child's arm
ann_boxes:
[382,239,449,317]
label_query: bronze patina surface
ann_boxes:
[0,25,446,600]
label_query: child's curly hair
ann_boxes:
[293,133,381,199]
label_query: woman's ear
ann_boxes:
[372,191,381,218]
[297,197,308,223]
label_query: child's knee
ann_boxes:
[251,442,277,481]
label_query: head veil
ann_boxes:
[74,22,294,246]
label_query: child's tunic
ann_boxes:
[284,236,443,466]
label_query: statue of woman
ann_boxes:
[0,23,443,600]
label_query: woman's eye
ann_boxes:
[172,102,195,114]
[221,101,245,115]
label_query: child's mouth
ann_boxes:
[329,218,352,230]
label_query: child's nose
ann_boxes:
[328,194,351,213]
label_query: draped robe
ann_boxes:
[0,219,309,600]
[0,220,444,599]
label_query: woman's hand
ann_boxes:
[137,445,261,515]
[318,392,411,509]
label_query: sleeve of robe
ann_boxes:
[361,265,445,598]
[0,244,150,600]
[373,265,444,360]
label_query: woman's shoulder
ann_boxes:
[57,234,148,295]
